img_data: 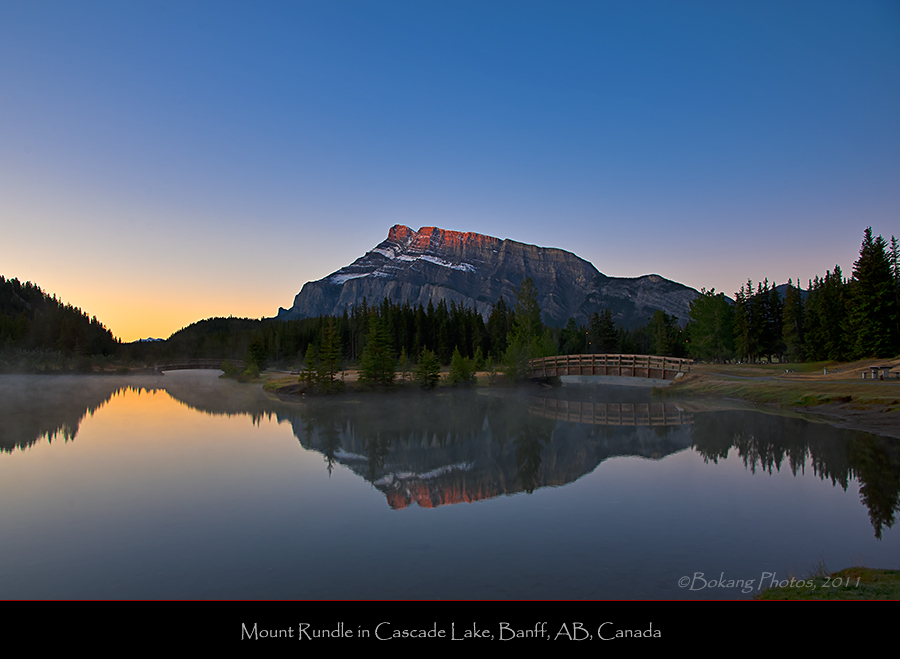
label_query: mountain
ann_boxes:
[277,225,700,327]
[774,282,808,302]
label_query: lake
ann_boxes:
[1,371,897,600]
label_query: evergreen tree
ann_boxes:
[781,280,805,362]
[892,235,900,344]
[434,299,451,363]
[770,283,785,360]
[358,316,395,387]
[687,288,734,363]
[559,317,583,355]
[397,346,410,383]
[804,268,849,361]
[487,296,511,358]
[748,281,768,362]
[316,319,343,392]
[501,334,532,381]
[648,310,679,356]
[586,311,600,353]
[502,276,554,376]
[733,283,751,362]
[597,308,618,353]
[246,333,269,370]
[847,228,900,358]
[300,342,319,387]
[512,277,542,343]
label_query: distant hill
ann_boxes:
[278,225,700,328]
[774,282,808,302]
[0,276,117,355]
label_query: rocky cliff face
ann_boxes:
[277,225,699,327]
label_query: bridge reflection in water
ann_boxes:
[528,397,692,426]
[154,359,245,373]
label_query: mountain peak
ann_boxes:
[386,225,502,252]
[278,226,699,327]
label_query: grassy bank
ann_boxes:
[260,367,511,396]
[661,358,900,411]
[755,566,900,600]
[664,373,900,410]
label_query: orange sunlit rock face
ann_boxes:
[391,225,501,254]
[383,479,503,510]
[387,224,416,243]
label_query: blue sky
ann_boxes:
[1,1,898,340]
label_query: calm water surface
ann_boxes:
[1,371,897,599]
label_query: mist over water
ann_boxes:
[1,371,897,599]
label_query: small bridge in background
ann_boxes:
[529,354,692,381]
[155,359,245,373]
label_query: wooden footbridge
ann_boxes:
[528,354,692,381]
[154,359,245,373]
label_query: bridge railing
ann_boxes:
[528,354,692,380]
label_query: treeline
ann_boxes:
[0,276,118,356]
[147,277,689,377]
[557,308,687,360]
[150,281,552,373]
[687,228,900,363]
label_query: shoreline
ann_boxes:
[661,358,900,440]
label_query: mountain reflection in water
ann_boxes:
[2,373,898,540]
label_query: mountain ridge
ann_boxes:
[278,225,700,328]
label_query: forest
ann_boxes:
[687,228,900,363]
[0,276,118,369]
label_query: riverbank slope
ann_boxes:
[661,358,900,439]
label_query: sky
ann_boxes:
[1,1,898,342]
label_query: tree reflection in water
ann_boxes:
[2,374,898,538]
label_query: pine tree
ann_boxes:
[316,318,343,392]
[512,277,543,344]
[648,310,682,357]
[595,309,617,353]
[301,342,319,387]
[559,317,583,355]
[397,346,410,383]
[487,297,511,358]
[848,227,899,358]
[892,236,900,343]
[763,281,784,362]
[358,316,395,387]
[733,282,751,362]
[586,311,600,354]
[687,288,734,363]
[781,280,805,363]
[803,277,824,360]
[820,267,850,361]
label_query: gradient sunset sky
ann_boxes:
[2,1,898,342]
